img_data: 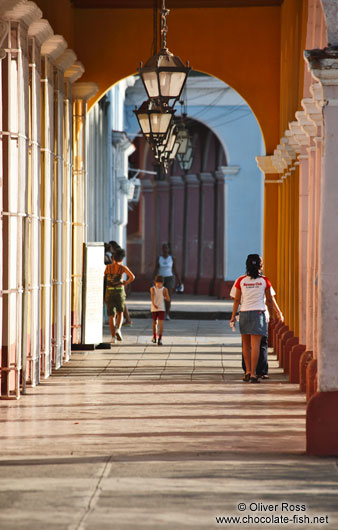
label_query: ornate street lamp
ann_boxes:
[177,137,194,172]
[134,98,175,148]
[138,0,191,109]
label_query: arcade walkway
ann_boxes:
[0,309,337,529]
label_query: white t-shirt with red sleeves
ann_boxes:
[234,275,272,311]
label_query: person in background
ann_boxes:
[104,247,135,343]
[150,275,170,346]
[153,243,181,320]
[230,277,283,379]
[229,254,282,383]
[109,240,133,326]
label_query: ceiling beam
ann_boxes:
[71,1,283,9]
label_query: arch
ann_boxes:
[72,4,281,152]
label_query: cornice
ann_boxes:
[3,1,42,26]
[64,61,85,84]
[72,82,98,101]
[28,19,53,46]
[41,35,67,61]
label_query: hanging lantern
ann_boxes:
[177,138,194,171]
[138,0,190,109]
[134,99,175,148]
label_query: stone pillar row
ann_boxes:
[133,170,233,296]
[0,0,97,399]
[257,44,338,455]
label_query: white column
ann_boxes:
[305,49,338,390]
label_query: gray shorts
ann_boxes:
[163,276,175,290]
[239,310,268,336]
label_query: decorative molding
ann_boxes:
[184,174,200,187]
[64,61,85,83]
[3,1,42,26]
[0,1,25,17]
[55,49,77,72]
[304,48,338,86]
[215,165,240,180]
[295,110,317,138]
[256,155,277,174]
[28,19,53,46]
[72,82,98,101]
[41,35,67,61]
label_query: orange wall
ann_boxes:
[72,6,281,153]
[35,0,75,48]
[279,0,307,137]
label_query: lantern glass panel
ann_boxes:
[177,129,189,154]
[142,71,159,98]
[138,113,151,134]
[150,111,172,135]
[159,71,186,98]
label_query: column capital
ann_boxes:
[170,175,184,188]
[301,98,323,127]
[215,165,240,180]
[140,179,154,192]
[72,82,98,101]
[28,19,53,46]
[64,61,85,84]
[155,179,169,191]
[304,48,338,108]
[3,1,42,26]
[256,155,278,174]
[295,110,317,138]
[41,35,67,61]
[183,174,199,187]
[198,172,214,185]
[55,49,77,73]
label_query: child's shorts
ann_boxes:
[152,311,165,321]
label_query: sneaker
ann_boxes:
[158,338,163,346]
[260,374,269,379]
[122,321,132,327]
[115,330,123,341]
[165,314,170,321]
[151,337,157,344]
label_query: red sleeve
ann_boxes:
[234,275,245,290]
[263,276,272,290]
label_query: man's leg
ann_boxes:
[256,335,268,376]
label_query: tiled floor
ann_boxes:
[0,318,337,529]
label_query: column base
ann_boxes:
[289,343,306,383]
[283,336,299,374]
[300,350,313,393]
[307,391,338,456]
[280,330,294,368]
[306,358,317,401]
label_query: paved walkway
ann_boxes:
[0,310,338,529]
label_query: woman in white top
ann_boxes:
[153,243,180,320]
[229,254,281,383]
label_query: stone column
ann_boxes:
[196,173,215,295]
[0,3,42,398]
[183,174,200,294]
[212,166,240,298]
[170,176,185,280]
[304,47,338,455]
[71,82,98,345]
[140,178,156,282]
[155,179,170,253]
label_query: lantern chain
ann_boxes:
[160,0,170,50]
